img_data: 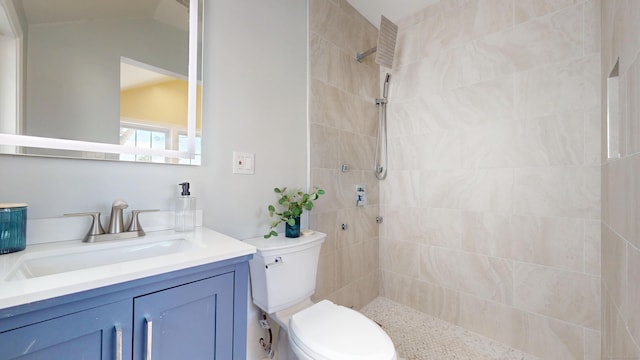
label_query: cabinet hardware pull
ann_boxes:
[145,317,153,360]
[115,326,123,360]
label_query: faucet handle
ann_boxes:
[64,212,105,242]
[127,209,160,235]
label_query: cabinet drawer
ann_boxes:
[0,300,131,360]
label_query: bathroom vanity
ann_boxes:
[0,227,256,359]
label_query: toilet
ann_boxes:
[245,232,396,360]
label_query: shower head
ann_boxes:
[375,16,398,69]
[356,15,398,69]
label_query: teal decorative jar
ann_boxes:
[285,217,301,238]
[0,203,27,255]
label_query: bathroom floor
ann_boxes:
[360,297,540,360]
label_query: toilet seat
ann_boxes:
[289,300,396,360]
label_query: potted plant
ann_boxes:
[264,186,325,238]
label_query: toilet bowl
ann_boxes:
[244,232,396,360]
[288,300,396,360]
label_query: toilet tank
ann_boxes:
[244,232,326,313]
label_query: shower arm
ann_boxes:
[356,46,377,63]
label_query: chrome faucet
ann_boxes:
[107,199,128,234]
[65,200,159,242]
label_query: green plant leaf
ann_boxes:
[317,189,325,195]
[287,218,296,226]
[274,187,282,193]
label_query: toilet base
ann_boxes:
[276,326,299,360]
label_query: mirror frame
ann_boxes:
[0,0,200,162]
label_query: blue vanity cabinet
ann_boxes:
[132,272,235,360]
[0,300,132,359]
[0,256,251,360]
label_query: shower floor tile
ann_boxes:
[360,297,540,360]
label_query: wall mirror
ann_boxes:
[0,0,202,164]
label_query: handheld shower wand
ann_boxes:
[374,73,391,180]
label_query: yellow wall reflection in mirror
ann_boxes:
[120,79,202,130]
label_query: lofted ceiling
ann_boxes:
[19,0,189,31]
[346,0,437,27]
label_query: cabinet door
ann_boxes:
[0,300,132,360]
[133,272,234,360]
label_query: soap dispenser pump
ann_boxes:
[175,182,196,232]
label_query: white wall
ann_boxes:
[201,0,308,241]
[0,1,308,358]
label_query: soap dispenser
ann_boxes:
[175,182,196,232]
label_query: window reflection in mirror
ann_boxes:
[119,58,201,164]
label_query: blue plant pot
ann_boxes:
[285,217,301,238]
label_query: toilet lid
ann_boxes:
[289,300,395,360]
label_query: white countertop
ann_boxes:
[0,227,256,310]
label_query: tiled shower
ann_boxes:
[309,0,639,359]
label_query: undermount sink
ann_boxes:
[5,237,197,281]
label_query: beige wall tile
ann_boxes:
[515,54,600,119]
[458,293,585,359]
[380,170,420,207]
[462,212,586,272]
[626,56,640,156]
[310,168,341,213]
[440,75,515,126]
[584,220,602,276]
[602,224,627,314]
[513,166,600,219]
[387,97,430,138]
[420,208,462,249]
[584,328,602,360]
[310,0,374,56]
[309,79,356,131]
[314,250,337,299]
[605,158,636,243]
[514,262,601,330]
[394,26,419,68]
[379,206,423,243]
[380,270,421,308]
[617,0,640,75]
[514,0,581,24]
[310,33,378,99]
[418,0,513,56]
[471,4,582,76]
[419,169,514,212]
[417,280,460,324]
[310,124,339,169]
[420,246,513,304]
[603,289,640,359]
[380,237,421,278]
[626,244,640,346]
[353,271,379,310]
[584,107,602,166]
[309,211,338,255]
[339,131,375,171]
[585,0,601,55]
[514,110,585,167]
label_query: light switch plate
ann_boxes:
[233,152,255,174]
